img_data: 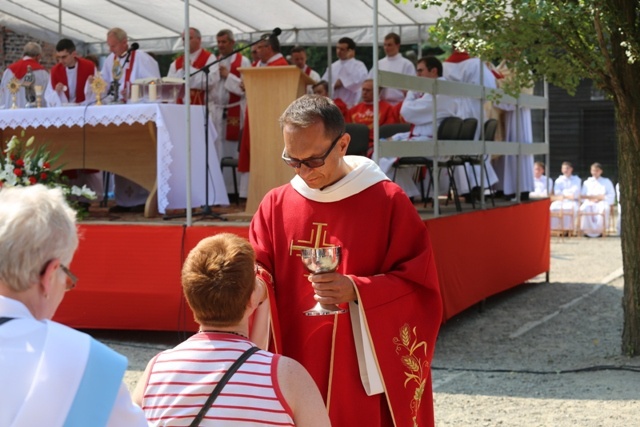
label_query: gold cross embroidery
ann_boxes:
[289,222,333,256]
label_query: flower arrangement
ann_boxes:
[0,133,96,214]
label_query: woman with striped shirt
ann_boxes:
[133,233,330,427]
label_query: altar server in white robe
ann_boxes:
[579,162,616,237]
[212,29,251,194]
[530,161,552,198]
[99,27,160,213]
[0,185,148,427]
[0,42,49,109]
[379,57,458,199]
[368,32,416,105]
[322,37,368,109]
[443,48,499,193]
[550,161,582,231]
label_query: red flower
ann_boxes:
[29,176,37,185]
[14,159,24,167]
[9,154,15,161]
[43,162,50,169]
[13,168,23,177]
[40,172,48,180]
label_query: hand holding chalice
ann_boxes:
[300,246,348,316]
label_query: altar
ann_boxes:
[0,103,228,216]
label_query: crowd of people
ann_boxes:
[1,28,547,212]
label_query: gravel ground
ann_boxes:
[92,235,639,426]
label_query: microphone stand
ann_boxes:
[163,34,275,222]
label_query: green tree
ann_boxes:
[403,0,640,354]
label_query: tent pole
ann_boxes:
[327,0,332,98]
[184,0,192,225]
[372,0,379,164]
[58,0,62,37]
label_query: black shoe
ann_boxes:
[108,205,131,213]
[520,192,530,201]
[108,204,145,213]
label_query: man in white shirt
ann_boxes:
[212,29,251,195]
[368,32,416,105]
[530,161,551,198]
[100,27,160,213]
[579,162,616,237]
[380,57,458,199]
[0,42,49,109]
[322,37,368,109]
[291,46,321,93]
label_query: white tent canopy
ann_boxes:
[0,0,447,54]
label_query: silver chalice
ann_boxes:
[300,246,347,316]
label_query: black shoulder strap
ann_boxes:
[0,317,14,326]
[189,346,260,427]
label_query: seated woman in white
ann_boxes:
[530,161,551,198]
[550,161,581,231]
[579,162,615,237]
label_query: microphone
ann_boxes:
[127,42,140,53]
[262,28,282,39]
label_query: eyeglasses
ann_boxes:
[60,264,78,291]
[281,133,343,169]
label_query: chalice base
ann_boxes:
[304,302,348,316]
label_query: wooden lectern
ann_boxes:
[239,65,315,215]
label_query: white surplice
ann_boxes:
[322,57,368,108]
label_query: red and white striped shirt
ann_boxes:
[141,333,295,426]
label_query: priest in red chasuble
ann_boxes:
[237,34,289,197]
[249,95,443,427]
[345,78,399,157]
[167,27,218,106]
[45,38,96,107]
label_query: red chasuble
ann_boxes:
[237,55,290,172]
[346,101,399,155]
[250,174,443,427]
[7,58,45,79]
[222,53,244,141]
[175,49,212,105]
[50,57,96,104]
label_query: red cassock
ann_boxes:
[238,56,290,172]
[250,170,443,427]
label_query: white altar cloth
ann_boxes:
[0,103,229,213]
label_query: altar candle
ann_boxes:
[130,84,139,102]
[148,82,157,101]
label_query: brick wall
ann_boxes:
[1,27,56,70]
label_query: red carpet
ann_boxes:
[54,200,550,330]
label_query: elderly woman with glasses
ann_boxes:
[0,185,148,427]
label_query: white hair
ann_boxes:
[0,185,78,292]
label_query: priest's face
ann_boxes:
[283,121,350,190]
[107,34,128,57]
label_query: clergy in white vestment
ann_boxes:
[211,29,251,196]
[530,161,552,198]
[367,32,416,105]
[0,185,149,427]
[443,48,499,193]
[322,37,368,109]
[579,162,616,237]
[550,161,582,231]
[379,57,458,199]
[491,63,534,198]
[100,27,161,212]
[0,42,49,109]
